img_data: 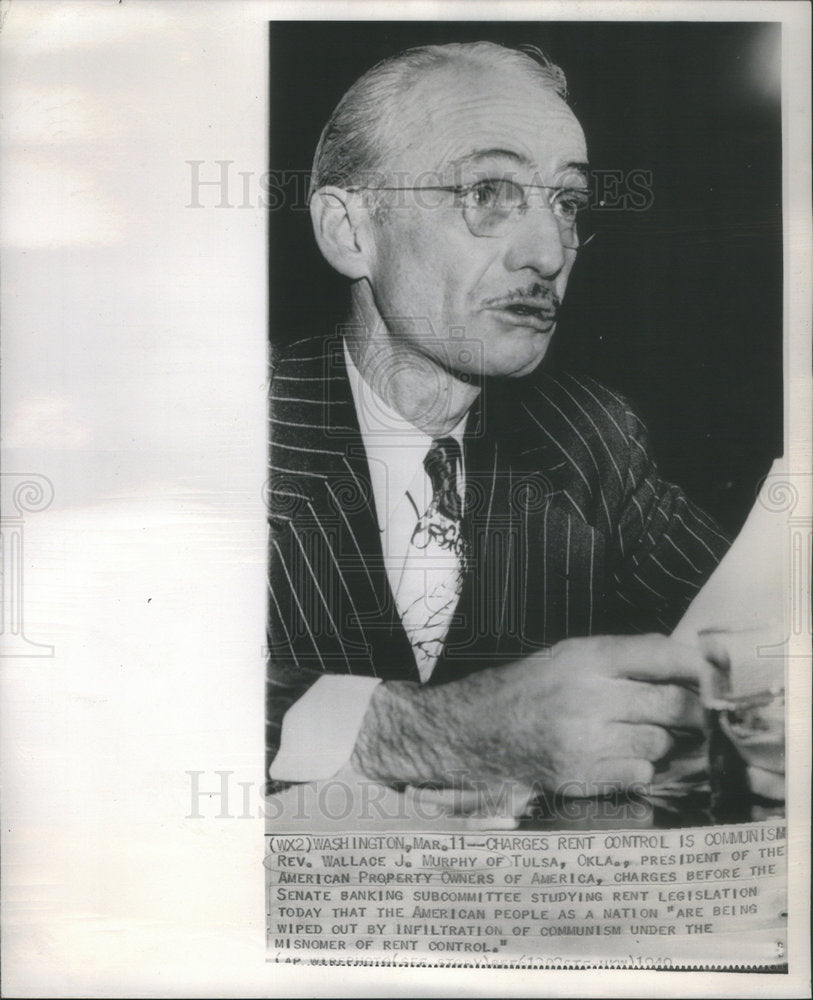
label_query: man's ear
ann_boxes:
[309,186,372,280]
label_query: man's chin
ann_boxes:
[484,329,553,379]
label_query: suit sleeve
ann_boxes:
[266,510,344,788]
[266,505,383,789]
[608,404,732,634]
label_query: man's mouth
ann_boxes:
[486,300,558,331]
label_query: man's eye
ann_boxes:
[551,188,589,222]
[466,179,515,209]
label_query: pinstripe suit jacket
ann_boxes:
[267,336,730,775]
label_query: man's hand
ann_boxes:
[699,627,786,804]
[351,634,708,800]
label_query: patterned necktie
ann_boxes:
[395,437,469,683]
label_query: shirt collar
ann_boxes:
[344,339,468,448]
[344,341,469,528]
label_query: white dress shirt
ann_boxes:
[269,343,467,781]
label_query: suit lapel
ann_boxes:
[269,337,417,681]
[430,377,603,684]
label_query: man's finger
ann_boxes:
[602,634,711,684]
[572,722,674,762]
[612,679,704,729]
[624,722,675,762]
[747,766,785,801]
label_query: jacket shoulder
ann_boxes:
[270,335,334,372]
[523,370,638,444]
[507,371,646,525]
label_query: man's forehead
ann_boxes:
[388,61,587,176]
[445,147,589,183]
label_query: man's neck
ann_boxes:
[345,283,480,438]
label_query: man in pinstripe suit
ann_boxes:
[267,42,730,814]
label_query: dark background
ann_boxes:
[268,21,783,537]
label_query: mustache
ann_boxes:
[481,283,562,313]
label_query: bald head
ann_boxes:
[309,42,569,197]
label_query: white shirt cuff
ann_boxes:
[269,675,383,781]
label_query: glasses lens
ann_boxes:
[462,179,524,236]
[460,180,595,246]
[550,187,591,247]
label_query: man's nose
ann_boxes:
[502,200,567,279]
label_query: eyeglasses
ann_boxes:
[346,177,596,249]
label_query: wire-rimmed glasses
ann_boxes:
[345,177,596,250]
